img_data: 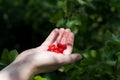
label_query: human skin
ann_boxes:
[0,28,82,80]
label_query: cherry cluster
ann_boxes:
[47,43,67,53]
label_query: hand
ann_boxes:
[15,28,81,73]
[0,28,82,80]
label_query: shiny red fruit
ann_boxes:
[53,49,60,53]
[57,43,67,49]
[58,48,64,53]
[47,44,55,51]
[61,44,67,50]
[47,43,67,54]
[57,43,63,48]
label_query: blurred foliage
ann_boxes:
[0,0,120,80]
[0,49,18,67]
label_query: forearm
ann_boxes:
[0,60,34,80]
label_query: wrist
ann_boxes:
[0,60,35,80]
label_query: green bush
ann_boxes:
[0,0,120,80]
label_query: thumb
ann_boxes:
[64,53,82,64]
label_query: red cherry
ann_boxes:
[61,44,67,50]
[47,44,55,51]
[53,49,60,53]
[57,43,67,49]
[48,43,67,54]
[58,48,64,53]
[57,43,63,48]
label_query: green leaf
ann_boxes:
[104,31,113,42]
[3,13,8,20]
[0,49,18,66]
[77,0,86,5]
[8,50,18,63]
[90,50,97,58]
[66,20,81,34]
[57,0,68,16]
[56,18,67,27]
[33,75,47,80]
[0,49,9,65]
[0,61,7,66]
[1,49,9,60]
[66,20,81,27]
[104,31,120,54]
[82,52,89,59]
[49,11,63,24]
[71,26,79,34]
[59,64,75,72]
[105,61,116,66]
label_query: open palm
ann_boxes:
[14,28,81,74]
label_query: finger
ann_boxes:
[63,54,82,64]
[60,29,71,44]
[38,28,59,50]
[54,53,82,65]
[55,28,65,44]
[64,31,74,55]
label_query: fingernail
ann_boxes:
[76,54,82,60]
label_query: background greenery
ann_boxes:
[0,0,120,80]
